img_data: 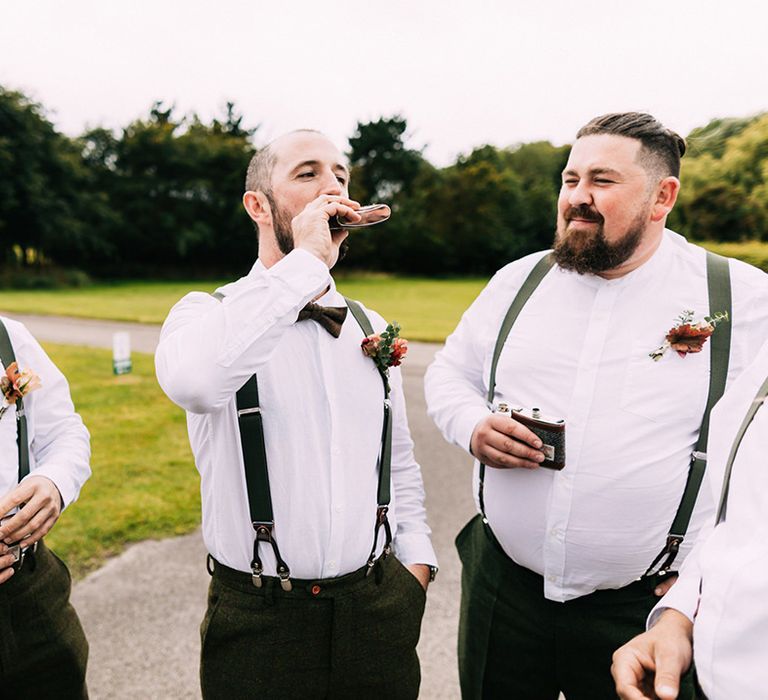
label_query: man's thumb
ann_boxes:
[654,656,683,699]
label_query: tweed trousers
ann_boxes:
[201,553,427,699]
[0,541,89,699]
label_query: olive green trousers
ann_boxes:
[456,515,693,700]
[201,554,427,699]
[0,541,89,698]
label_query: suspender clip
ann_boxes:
[365,506,392,575]
[10,541,37,573]
[646,534,684,578]
[251,522,292,590]
[691,451,707,462]
[251,561,263,588]
[277,565,292,592]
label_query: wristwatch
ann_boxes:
[428,565,438,583]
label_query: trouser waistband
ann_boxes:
[207,553,391,598]
[481,519,665,601]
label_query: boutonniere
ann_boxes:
[361,322,408,389]
[649,310,729,361]
[0,362,41,420]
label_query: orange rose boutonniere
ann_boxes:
[649,310,729,361]
[361,322,408,391]
[0,362,41,421]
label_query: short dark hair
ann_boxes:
[244,144,277,195]
[244,128,323,194]
[576,112,686,179]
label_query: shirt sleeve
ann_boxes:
[16,325,91,509]
[155,249,331,414]
[424,257,543,453]
[387,365,438,568]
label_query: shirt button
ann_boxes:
[328,560,336,568]
[334,506,342,514]
[547,575,557,583]
[550,528,561,539]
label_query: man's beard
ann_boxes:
[552,204,647,275]
[266,192,349,261]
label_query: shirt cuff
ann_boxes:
[392,532,438,568]
[268,248,330,300]
[455,406,493,454]
[647,578,701,629]
[24,464,82,510]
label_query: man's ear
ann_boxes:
[243,190,271,226]
[650,176,680,222]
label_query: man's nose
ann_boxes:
[319,170,343,196]
[567,181,592,207]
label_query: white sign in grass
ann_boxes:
[112,332,132,375]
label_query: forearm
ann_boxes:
[425,342,491,454]
[156,250,330,413]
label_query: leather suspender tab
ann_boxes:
[251,521,292,591]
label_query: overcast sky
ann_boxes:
[2,0,767,165]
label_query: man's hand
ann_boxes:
[0,476,63,548]
[292,195,361,267]
[0,543,19,585]
[470,414,546,469]
[612,609,693,700]
[405,563,431,591]
[654,574,678,598]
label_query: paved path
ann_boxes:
[1,312,476,699]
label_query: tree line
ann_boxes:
[2,85,767,281]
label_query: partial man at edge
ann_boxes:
[613,335,768,700]
[0,316,91,698]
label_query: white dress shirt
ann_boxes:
[155,249,436,579]
[649,337,768,699]
[425,230,768,601]
[0,317,91,509]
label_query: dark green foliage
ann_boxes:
[0,88,94,268]
[79,102,257,276]
[345,120,568,274]
[685,116,757,159]
[671,113,768,242]
[2,85,768,278]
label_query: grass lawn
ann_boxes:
[2,241,767,343]
[699,240,768,270]
[42,343,199,577]
[0,276,490,343]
